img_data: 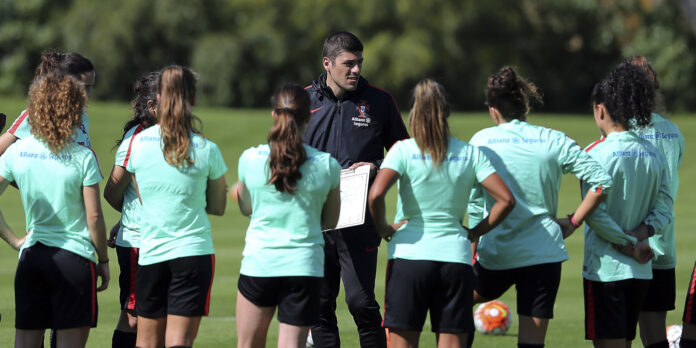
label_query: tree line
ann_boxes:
[1,0,694,112]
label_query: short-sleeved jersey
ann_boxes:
[380,137,495,264]
[8,109,92,148]
[582,131,673,282]
[634,113,684,269]
[125,125,227,266]
[113,124,148,248]
[238,144,340,277]
[467,120,613,270]
[0,137,103,262]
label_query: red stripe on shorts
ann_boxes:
[205,255,215,316]
[586,280,596,339]
[90,262,97,324]
[127,248,138,310]
[8,110,29,134]
[685,262,696,322]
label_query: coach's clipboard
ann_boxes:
[325,165,371,231]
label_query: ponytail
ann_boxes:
[409,79,450,168]
[157,65,200,167]
[267,84,311,193]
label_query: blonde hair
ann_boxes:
[157,65,200,167]
[409,79,450,168]
[28,73,86,154]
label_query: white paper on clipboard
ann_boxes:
[326,165,371,231]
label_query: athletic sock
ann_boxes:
[645,341,668,348]
[518,344,544,348]
[112,330,137,348]
[681,338,696,348]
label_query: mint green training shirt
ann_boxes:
[0,137,103,262]
[238,144,340,277]
[468,120,613,270]
[634,113,684,269]
[380,137,496,264]
[8,109,92,148]
[113,124,148,248]
[126,125,228,266]
[582,131,673,282]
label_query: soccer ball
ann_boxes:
[474,300,512,335]
[666,324,682,348]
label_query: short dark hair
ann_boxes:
[322,31,363,61]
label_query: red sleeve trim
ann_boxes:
[8,110,29,135]
[122,124,145,167]
[80,143,103,179]
[584,137,606,153]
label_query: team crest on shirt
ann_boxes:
[352,101,371,127]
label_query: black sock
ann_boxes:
[112,330,137,348]
[518,344,544,348]
[681,338,696,348]
[645,340,669,348]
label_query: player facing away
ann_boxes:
[232,84,341,348]
[368,79,515,348]
[303,31,409,347]
[104,65,227,348]
[0,73,109,348]
[620,56,685,348]
[0,50,95,156]
[103,71,160,348]
[466,66,612,348]
[582,64,673,348]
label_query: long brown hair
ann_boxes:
[267,84,310,193]
[409,79,450,168]
[157,65,200,167]
[28,73,86,154]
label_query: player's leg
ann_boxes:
[680,262,696,347]
[15,244,52,348]
[236,275,278,348]
[625,279,650,346]
[164,254,214,347]
[15,330,45,348]
[471,262,515,305]
[384,259,433,348]
[432,262,473,348]
[113,246,139,347]
[311,230,342,347]
[135,260,170,348]
[638,268,674,348]
[276,276,321,348]
[516,262,562,346]
[339,225,386,348]
[54,327,90,348]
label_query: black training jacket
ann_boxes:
[304,73,409,169]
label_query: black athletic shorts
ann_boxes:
[642,268,676,311]
[116,246,139,311]
[237,274,321,326]
[15,242,98,330]
[136,254,215,318]
[383,258,474,333]
[474,261,561,319]
[584,278,650,340]
[683,262,696,324]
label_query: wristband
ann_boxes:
[98,258,109,264]
[646,225,655,238]
[568,214,581,228]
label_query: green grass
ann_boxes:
[0,97,694,347]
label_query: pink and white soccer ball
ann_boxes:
[474,300,512,335]
[666,324,682,348]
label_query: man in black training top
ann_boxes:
[304,31,409,347]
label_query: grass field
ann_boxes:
[0,97,694,347]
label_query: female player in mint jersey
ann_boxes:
[105,65,227,348]
[369,79,515,348]
[582,64,673,348]
[620,56,685,348]
[0,73,109,347]
[467,66,612,348]
[233,84,341,348]
[0,50,95,155]
[103,71,159,348]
